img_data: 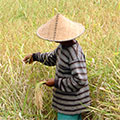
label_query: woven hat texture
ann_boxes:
[37,14,85,42]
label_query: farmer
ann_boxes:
[23,14,91,120]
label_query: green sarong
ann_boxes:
[58,113,82,120]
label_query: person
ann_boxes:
[23,14,91,120]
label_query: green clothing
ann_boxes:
[58,112,82,120]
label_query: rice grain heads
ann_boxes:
[35,81,46,111]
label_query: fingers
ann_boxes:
[23,54,33,64]
[45,79,55,87]
[29,57,33,64]
[23,56,29,64]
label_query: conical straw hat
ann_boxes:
[37,14,85,42]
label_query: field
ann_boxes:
[0,0,120,119]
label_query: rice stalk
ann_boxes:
[35,81,46,111]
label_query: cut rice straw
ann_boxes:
[35,81,46,111]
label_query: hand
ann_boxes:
[46,78,55,87]
[23,54,33,64]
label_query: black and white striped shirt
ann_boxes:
[33,40,91,115]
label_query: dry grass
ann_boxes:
[35,81,46,111]
[0,0,120,119]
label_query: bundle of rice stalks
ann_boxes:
[35,81,46,111]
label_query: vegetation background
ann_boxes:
[0,0,120,119]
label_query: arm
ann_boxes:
[32,49,57,66]
[23,49,57,66]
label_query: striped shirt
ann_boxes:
[33,40,91,115]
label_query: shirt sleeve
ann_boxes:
[54,47,88,92]
[32,47,58,66]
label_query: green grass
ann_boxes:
[0,0,120,119]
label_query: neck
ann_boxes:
[60,40,76,46]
